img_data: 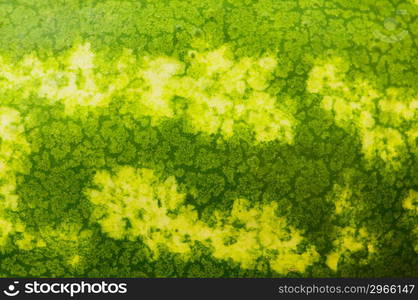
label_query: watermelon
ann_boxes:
[0,0,417,277]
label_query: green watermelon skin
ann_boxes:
[0,0,417,277]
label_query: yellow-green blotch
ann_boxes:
[403,189,418,214]
[325,183,377,271]
[403,190,418,252]
[0,43,296,144]
[86,166,319,274]
[0,107,30,246]
[326,226,375,271]
[126,45,295,143]
[307,58,417,168]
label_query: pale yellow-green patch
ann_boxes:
[406,124,418,156]
[0,43,296,144]
[326,226,375,271]
[0,219,14,248]
[308,58,417,168]
[325,182,377,271]
[15,232,46,251]
[0,107,30,246]
[403,190,418,214]
[68,43,95,70]
[86,166,319,274]
[126,47,295,143]
[326,251,341,271]
[40,43,117,112]
[403,190,418,252]
[331,184,352,215]
[68,255,82,267]
[0,44,113,113]
[307,58,348,93]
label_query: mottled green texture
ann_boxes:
[0,0,417,278]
